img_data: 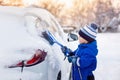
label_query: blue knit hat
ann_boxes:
[79,23,98,42]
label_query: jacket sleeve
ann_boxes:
[77,48,97,69]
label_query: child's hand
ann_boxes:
[61,46,72,56]
[68,56,77,64]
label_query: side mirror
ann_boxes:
[67,33,78,42]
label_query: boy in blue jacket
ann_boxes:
[61,23,98,80]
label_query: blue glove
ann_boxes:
[68,56,77,64]
[61,46,72,56]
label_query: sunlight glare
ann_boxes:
[23,0,38,5]
[58,0,73,8]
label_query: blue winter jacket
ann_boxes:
[71,40,98,80]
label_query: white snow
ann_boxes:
[95,33,120,80]
[0,6,70,80]
[0,7,48,80]
[0,6,120,80]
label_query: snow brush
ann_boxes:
[7,49,47,80]
[42,30,71,59]
[7,49,47,69]
[42,30,64,47]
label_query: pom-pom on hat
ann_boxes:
[79,23,98,42]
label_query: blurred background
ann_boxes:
[0,0,120,32]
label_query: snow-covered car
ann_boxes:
[0,6,78,80]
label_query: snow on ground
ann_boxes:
[95,33,120,80]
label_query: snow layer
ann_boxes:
[95,33,120,80]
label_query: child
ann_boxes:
[61,23,98,80]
